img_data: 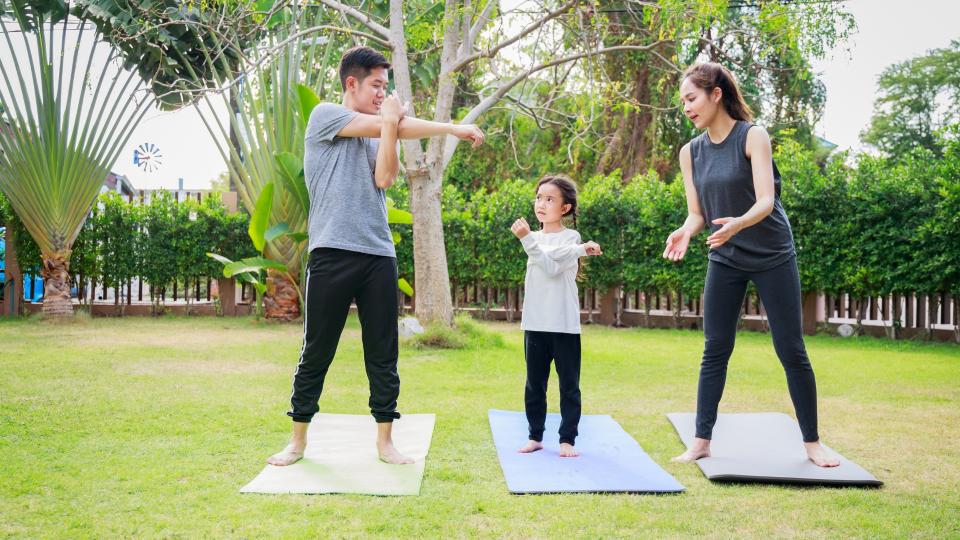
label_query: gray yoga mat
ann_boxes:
[667,412,882,486]
[241,413,435,495]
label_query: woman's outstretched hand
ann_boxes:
[663,228,691,261]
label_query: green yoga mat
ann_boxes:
[240,413,435,495]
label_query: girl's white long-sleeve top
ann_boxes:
[519,228,586,334]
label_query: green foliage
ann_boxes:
[95,192,141,292]
[70,208,98,280]
[248,183,274,254]
[444,104,599,192]
[622,172,707,299]
[0,8,149,263]
[862,40,960,158]
[474,179,538,288]
[387,182,415,284]
[841,153,938,299]
[75,0,257,110]
[577,171,628,294]
[189,9,335,284]
[0,189,9,226]
[920,126,960,296]
[591,1,855,180]
[440,184,477,288]
[7,209,41,274]
[777,139,849,294]
[141,191,180,298]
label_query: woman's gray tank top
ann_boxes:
[690,120,795,272]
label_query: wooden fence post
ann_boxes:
[598,286,620,326]
[801,291,823,335]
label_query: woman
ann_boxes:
[663,62,838,467]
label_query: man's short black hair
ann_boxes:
[339,46,391,91]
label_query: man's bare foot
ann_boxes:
[266,443,305,466]
[672,437,711,463]
[517,440,544,453]
[805,441,840,467]
[559,442,579,457]
[376,421,414,464]
[377,440,415,465]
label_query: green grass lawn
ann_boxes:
[1,315,958,538]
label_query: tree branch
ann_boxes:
[450,0,578,74]
[441,41,672,169]
[462,0,497,57]
[316,0,391,39]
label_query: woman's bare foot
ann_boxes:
[266,442,305,466]
[672,437,711,462]
[805,441,840,467]
[517,440,544,453]
[377,440,415,464]
[559,442,579,457]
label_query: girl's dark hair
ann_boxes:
[682,62,753,122]
[339,46,391,91]
[535,174,579,228]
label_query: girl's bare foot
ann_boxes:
[672,437,711,462]
[266,443,305,466]
[805,441,840,467]
[559,442,579,457]
[517,440,544,453]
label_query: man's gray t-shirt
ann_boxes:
[303,103,395,258]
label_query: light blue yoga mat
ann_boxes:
[488,409,684,494]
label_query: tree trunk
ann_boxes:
[389,0,460,326]
[40,252,73,317]
[406,168,455,325]
[263,269,300,321]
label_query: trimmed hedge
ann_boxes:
[5,191,254,302]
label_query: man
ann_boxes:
[268,46,484,466]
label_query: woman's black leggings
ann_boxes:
[696,256,820,442]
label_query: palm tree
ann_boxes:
[0,6,153,316]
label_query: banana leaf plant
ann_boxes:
[189,2,338,320]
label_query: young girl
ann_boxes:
[510,174,601,458]
[663,62,839,467]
